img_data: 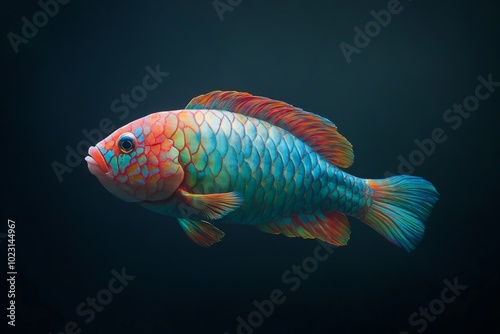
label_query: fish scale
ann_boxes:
[165,109,365,225]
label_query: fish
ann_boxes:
[86,91,439,251]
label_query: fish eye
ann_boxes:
[118,132,135,154]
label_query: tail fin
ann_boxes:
[362,176,439,252]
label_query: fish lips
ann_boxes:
[86,146,111,176]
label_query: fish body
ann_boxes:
[139,109,365,225]
[87,91,438,251]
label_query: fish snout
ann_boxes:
[86,146,110,176]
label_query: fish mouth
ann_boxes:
[85,146,110,176]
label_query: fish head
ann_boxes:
[86,114,184,203]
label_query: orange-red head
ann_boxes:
[86,112,184,202]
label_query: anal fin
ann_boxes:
[256,212,351,246]
[178,219,225,247]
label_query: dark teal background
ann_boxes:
[2,0,500,333]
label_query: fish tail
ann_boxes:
[361,176,439,252]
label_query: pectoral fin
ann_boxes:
[179,189,244,220]
[178,218,225,247]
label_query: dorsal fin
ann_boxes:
[186,91,354,168]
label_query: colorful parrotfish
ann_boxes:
[86,91,438,252]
